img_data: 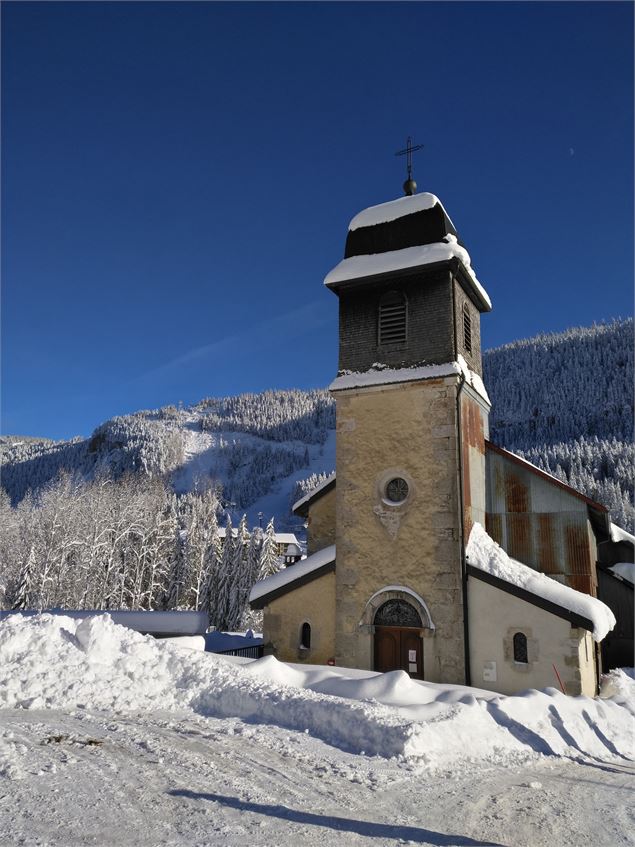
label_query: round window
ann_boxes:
[385,477,409,504]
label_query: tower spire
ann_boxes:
[395,136,424,196]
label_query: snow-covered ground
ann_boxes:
[0,614,633,846]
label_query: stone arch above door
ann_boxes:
[359,585,435,632]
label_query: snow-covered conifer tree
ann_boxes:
[258,518,280,580]
[215,514,234,630]
[227,515,250,631]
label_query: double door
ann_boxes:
[373,626,423,679]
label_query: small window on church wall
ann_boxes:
[385,477,409,504]
[463,303,473,355]
[513,632,528,664]
[379,291,407,346]
[300,622,311,649]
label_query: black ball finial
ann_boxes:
[403,177,417,196]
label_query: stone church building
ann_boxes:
[250,185,630,697]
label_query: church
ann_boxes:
[249,165,632,697]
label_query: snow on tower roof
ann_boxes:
[249,545,336,609]
[324,236,492,310]
[329,356,491,404]
[348,193,444,231]
[466,523,616,642]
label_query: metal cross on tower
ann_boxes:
[395,136,424,196]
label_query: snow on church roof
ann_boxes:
[610,523,635,546]
[466,523,616,642]
[292,472,336,516]
[324,236,492,310]
[347,192,443,231]
[249,544,336,608]
[609,563,635,585]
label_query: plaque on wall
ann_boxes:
[483,661,497,682]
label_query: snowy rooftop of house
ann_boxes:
[249,544,336,609]
[292,472,336,516]
[466,523,616,642]
[218,528,299,546]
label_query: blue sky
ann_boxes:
[2,1,633,440]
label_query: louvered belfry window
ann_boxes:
[463,302,473,355]
[378,290,407,346]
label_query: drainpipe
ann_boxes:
[456,373,471,687]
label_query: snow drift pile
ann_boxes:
[0,614,633,769]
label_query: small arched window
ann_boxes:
[513,632,528,664]
[463,302,472,355]
[300,622,311,649]
[378,291,407,346]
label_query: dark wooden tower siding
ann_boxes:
[330,201,488,376]
[343,203,461,258]
[338,271,456,373]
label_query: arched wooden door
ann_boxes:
[373,599,424,679]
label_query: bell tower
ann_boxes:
[324,173,492,684]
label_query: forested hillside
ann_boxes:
[1,390,335,526]
[1,319,633,532]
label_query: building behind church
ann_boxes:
[250,180,632,697]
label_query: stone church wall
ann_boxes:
[261,571,336,666]
[334,375,466,683]
[306,487,336,555]
[467,576,596,696]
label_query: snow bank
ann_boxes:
[466,523,616,641]
[0,614,632,768]
[0,609,208,636]
[600,668,635,716]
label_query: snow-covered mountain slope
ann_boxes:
[1,319,632,529]
[1,390,335,531]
